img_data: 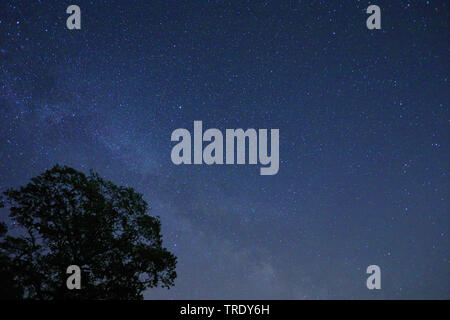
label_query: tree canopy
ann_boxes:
[0,165,177,299]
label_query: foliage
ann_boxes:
[0,165,177,299]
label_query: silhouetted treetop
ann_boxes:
[0,165,177,299]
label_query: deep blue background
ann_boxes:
[0,0,448,298]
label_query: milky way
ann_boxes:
[0,1,448,298]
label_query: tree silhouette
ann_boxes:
[0,165,177,299]
[0,197,24,299]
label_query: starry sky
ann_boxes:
[0,0,448,299]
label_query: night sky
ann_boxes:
[0,0,448,299]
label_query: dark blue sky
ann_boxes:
[0,0,448,298]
